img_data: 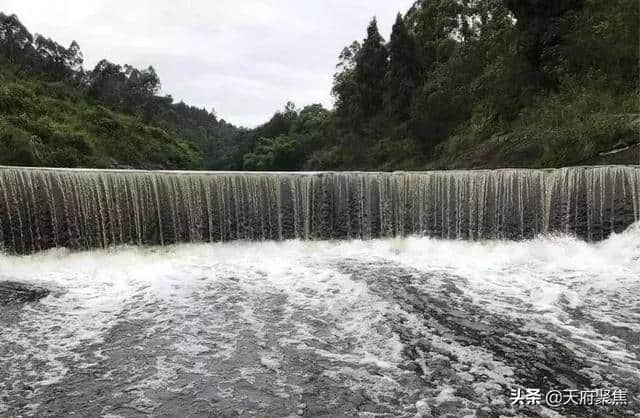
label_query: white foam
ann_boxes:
[0,224,638,414]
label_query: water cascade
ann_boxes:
[0,165,638,253]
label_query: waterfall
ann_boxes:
[0,166,638,253]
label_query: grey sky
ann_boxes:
[5,0,414,127]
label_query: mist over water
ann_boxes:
[1,224,638,417]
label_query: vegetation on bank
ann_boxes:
[0,67,202,168]
[0,0,638,171]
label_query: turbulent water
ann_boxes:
[0,166,638,253]
[1,225,639,417]
[1,165,638,416]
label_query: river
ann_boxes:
[1,225,638,417]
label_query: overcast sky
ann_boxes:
[4,0,414,127]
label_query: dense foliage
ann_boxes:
[0,1,638,170]
[0,12,238,169]
[320,0,639,169]
[0,65,203,168]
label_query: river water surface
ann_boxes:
[1,225,639,417]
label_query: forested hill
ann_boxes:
[1,1,638,171]
[0,12,244,169]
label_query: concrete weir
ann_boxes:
[0,165,638,253]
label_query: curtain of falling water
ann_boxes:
[0,166,638,253]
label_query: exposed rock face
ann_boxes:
[0,281,49,304]
[0,165,638,253]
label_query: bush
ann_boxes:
[0,124,42,165]
[0,83,34,114]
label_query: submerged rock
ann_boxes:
[0,281,49,304]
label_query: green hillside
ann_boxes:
[0,67,202,168]
[0,0,638,171]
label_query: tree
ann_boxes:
[124,64,160,97]
[332,41,361,121]
[355,18,388,118]
[0,13,37,66]
[0,14,84,82]
[243,135,302,170]
[405,0,462,72]
[467,0,529,123]
[386,13,420,122]
[34,35,84,80]
[255,101,298,139]
[87,60,163,114]
[502,0,583,85]
[292,104,330,135]
[540,0,639,89]
[87,59,126,106]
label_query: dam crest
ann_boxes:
[0,165,638,253]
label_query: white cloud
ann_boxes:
[3,0,414,127]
